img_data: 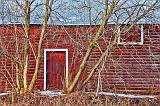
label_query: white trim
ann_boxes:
[65,50,69,88]
[118,25,144,45]
[44,49,47,90]
[44,49,68,90]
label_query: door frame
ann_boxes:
[44,49,68,90]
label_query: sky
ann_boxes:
[0,0,160,25]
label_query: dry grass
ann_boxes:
[0,91,159,106]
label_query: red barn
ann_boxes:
[0,24,160,94]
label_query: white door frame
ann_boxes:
[44,49,68,90]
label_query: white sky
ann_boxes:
[0,0,160,25]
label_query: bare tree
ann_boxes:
[0,0,53,93]
[66,0,160,93]
[0,0,160,94]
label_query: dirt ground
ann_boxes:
[0,92,160,106]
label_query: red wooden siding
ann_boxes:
[0,24,159,94]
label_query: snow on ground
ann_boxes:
[0,90,157,99]
[98,92,156,99]
[0,93,9,96]
[0,91,10,96]
[39,91,156,99]
[39,90,66,97]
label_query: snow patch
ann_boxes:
[98,92,156,99]
[0,91,10,96]
[40,91,66,97]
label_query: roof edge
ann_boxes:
[0,24,160,27]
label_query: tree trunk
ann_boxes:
[81,34,118,89]
[28,0,52,92]
[23,0,31,93]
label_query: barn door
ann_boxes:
[44,49,68,90]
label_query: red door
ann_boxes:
[46,51,66,90]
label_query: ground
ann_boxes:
[0,91,160,106]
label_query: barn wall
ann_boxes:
[0,24,159,94]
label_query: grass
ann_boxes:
[0,91,160,106]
